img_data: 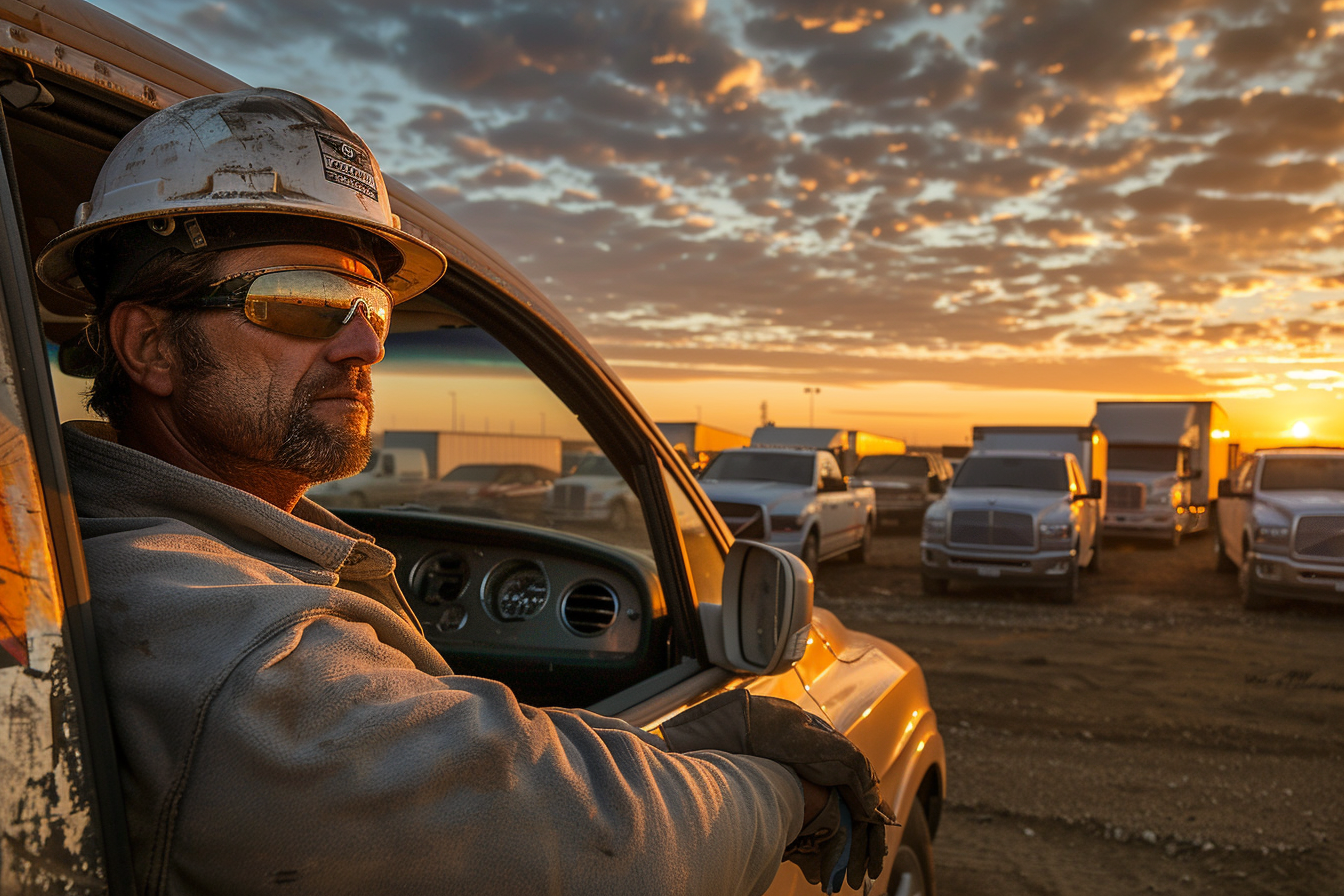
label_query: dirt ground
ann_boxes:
[813,528,1344,896]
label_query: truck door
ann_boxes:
[817,452,857,554]
[1069,457,1098,557]
[1220,456,1257,565]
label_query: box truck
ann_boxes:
[384,430,564,479]
[1090,401,1232,545]
[656,422,750,471]
[750,425,906,475]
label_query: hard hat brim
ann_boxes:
[35,205,449,316]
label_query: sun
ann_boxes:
[1291,421,1311,439]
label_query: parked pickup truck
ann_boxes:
[853,452,954,530]
[920,450,1104,602]
[698,447,876,574]
[1214,447,1344,609]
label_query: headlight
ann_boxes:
[1254,525,1289,545]
[1039,522,1073,540]
[771,514,801,532]
[922,518,946,540]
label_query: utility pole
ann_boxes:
[449,391,457,432]
[804,387,821,427]
[760,400,769,427]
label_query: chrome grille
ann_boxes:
[552,484,586,510]
[712,501,766,539]
[1108,483,1145,511]
[1294,515,1344,559]
[949,510,1034,547]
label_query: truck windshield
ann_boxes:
[1260,457,1344,491]
[855,455,928,477]
[953,457,1070,491]
[701,453,814,486]
[571,455,618,477]
[1109,446,1180,472]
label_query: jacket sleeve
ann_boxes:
[172,613,805,896]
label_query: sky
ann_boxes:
[92,0,1344,449]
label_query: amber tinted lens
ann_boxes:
[241,270,391,340]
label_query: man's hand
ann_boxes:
[658,689,894,889]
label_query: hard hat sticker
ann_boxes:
[316,130,378,202]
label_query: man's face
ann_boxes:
[170,244,386,485]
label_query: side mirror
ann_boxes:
[820,476,847,493]
[1089,478,1104,500]
[1216,478,1245,498]
[701,541,813,676]
[928,478,945,495]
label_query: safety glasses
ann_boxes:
[193,266,393,342]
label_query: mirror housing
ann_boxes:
[820,476,847,493]
[701,540,813,676]
[1089,478,1104,500]
[1216,478,1247,499]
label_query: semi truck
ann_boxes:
[383,430,564,479]
[749,425,907,476]
[656,422,751,471]
[1090,401,1232,545]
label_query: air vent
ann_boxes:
[410,552,469,605]
[561,582,620,635]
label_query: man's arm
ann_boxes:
[176,613,805,896]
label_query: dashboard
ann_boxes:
[335,509,671,706]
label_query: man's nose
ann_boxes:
[326,307,385,365]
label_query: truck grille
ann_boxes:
[949,510,1034,547]
[712,501,766,539]
[552,484,586,510]
[1294,515,1344,559]
[875,487,920,506]
[1108,483,1145,511]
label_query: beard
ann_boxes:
[174,334,375,485]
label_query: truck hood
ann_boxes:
[1256,491,1344,517]
[943,488,1071,516]
[554,475,625,489]
[698,480,812,508]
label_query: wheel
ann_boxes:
[608,501,630,530]
[845,516,873,563]
[1051,558,1080,604]
[1239,559,1274,610]
[1085,535,1103,574]
[886,797,935,896]
[1213,527,1236,573]
[920,572,948,596]
[800,533,820,579]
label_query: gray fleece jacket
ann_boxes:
[63,421,804,896]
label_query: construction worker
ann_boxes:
[37,87,889,894]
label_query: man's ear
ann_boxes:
[107,303,178,398]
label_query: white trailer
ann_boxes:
[384,430,564,479]
[1090,401,1232,544]
[750,426,906,476]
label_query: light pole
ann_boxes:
[449,391,457,432]
[804,387,820,427]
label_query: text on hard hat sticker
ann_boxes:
[316,130,378,202]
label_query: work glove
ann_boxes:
[658,689,894,890]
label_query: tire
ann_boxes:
[1239,558,1274,611]
[608,501,630,531]
[920,572,948,596]
[886,797,936,896]
[1213,527,1236,573]
[800,533,820,579]
[1051,557,1080,604]
[1085,535,1103,574]
[845,516,873,564]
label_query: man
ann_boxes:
[37,88,888,895]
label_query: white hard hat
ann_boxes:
[35,87,447,312]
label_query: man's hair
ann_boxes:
[85,250,223,430]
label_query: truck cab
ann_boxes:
[1214,447,1344,609]
[920,450,1104,603]
[306,447,429,508]
[697,447,876,575]
[852,452,952,530]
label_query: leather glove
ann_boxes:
[658,689,894,889]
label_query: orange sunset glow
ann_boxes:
[96,0,1344,451]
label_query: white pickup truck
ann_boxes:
[697,447,876,575]
[920,450,1104,602]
